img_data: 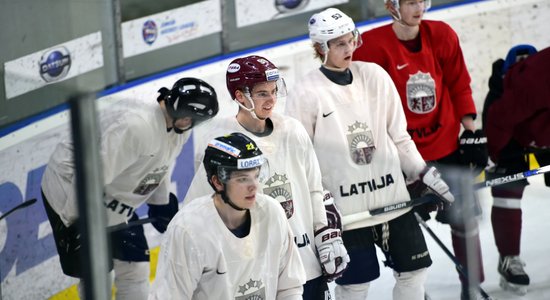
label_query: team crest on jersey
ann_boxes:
[133,166,168,195]
[406,71,436,114]
[346,121,376,165]
[264,173,294,219]
[235,278,265,300]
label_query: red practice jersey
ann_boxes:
[355,20,476,161]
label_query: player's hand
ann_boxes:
[459,129,489,174]
[148,193,179,233]
[314,227,350,282]
[419,166,455,204]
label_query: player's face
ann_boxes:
[173,116,193,131]
[248,81,278,119]
[399,0,425,25]
[326,32,357,69]
[225,168,261,209]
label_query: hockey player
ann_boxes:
[150,132,306,299]
[184,55,349,299]
[353,1,488,298]
[484,45,549,295]
[285,7,454,300]
[40,77,219,300]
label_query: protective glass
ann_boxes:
[245,78,287,100]
[217,157,270,185]
[328,29,363,52]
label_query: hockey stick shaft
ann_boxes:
[475,164,550,189]
[0,199,37,221]
[342,194,439,225]
[107,217,156,233]
[414,212,492,300]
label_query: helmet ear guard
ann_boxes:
[163,77,219,129]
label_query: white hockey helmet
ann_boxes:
[385,0,431,21]
[308,8,362,62]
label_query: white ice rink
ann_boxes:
[329,174,550,299]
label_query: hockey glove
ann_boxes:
[414,166,455,205]
[110,213,150,262]
[147,193,179,233]
[323,190,342,231]
[458,129,489,174]
[314,227,350,282]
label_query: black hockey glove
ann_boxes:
[458,129,489,174]
[110,213,150,262]
[148,193,179,233]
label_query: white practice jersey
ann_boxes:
[150,194,306,300]
[285,62,426,230]
[42,102,189,226]
[185,114,327,280]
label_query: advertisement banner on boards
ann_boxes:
[3,32,104,99]
[121,0,222,58]
[235,0,348,28]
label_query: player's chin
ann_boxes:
[259,108,273,118]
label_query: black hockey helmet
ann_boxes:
[203,132,268,185]
[159,77,219,130]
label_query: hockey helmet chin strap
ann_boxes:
[219,190,248,211]
[234,91,267,121]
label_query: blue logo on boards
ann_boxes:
[142,20,158,45]
[39,47,71,83]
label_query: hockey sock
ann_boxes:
[491,204,522,256]
[451,225,485,284]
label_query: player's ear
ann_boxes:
[211,175,224,193]
[234,89,246,104]
[314,43,326,57]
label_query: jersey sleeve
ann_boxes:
[297,123,327,230]
[436,23,477,119]
[149,221,203,299]
[276,207,306,299]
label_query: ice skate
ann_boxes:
[461,285,495,300]
[498,255,529,295]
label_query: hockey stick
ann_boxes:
[0,199,37,221]
[107,217,156,233]
[343,164,550,226]
[475,164,550,189]
[342,194,440,225]
[414,212,493,300]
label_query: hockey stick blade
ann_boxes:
[343,194,440,225]
[0,199,38,221]
[475,164,550,189]
[107,217,157,233]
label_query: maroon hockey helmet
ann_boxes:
[225,55,286,100]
